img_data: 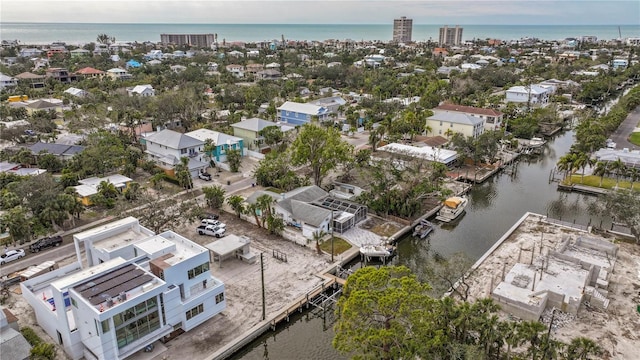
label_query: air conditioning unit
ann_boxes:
[142,283,154,292]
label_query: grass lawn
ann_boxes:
[567,175,640,190]
[629,132,640,146]
[265,187,284,194]
[319,236,352,255]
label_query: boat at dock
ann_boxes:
[412,219,435,239]
[359,244,396,260]
[435,196,468,222]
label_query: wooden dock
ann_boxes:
[557,183,609,196]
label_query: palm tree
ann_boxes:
[571,152,589,184]
[564,337,602,360]
[557,153,576,183]
[226,195,245,218]
[175,157,193,191]
[593,161,609,187]
[244,203,262,227]
[312,230,326,255]
[627,167,639,190]
[608,158,626,187]
[256,194,276,227]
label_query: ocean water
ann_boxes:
[1,22,639,45]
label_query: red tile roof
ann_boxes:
[435,103,503,117]
[76,67,105,75]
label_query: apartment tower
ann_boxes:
[439,25,464,46]
[393,16,413,43]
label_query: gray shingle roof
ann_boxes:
[146,129,203,149]
[291,200,331,227]
[29,142,84,156]
[277,185,328,215]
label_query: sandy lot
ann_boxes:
[462,213,640,360]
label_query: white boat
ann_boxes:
[359,244,395,259]
[413,219,434,239]
[435,196,468,222]
[529,137,546,148]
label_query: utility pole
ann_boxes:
[261,253,265,321]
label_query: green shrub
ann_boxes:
[30,343,56,360]
[20,326,42,346]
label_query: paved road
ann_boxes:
[609,105,640,151]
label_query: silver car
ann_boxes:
[1,249,25,265]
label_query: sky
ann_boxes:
[1,0,639,25]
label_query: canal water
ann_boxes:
[233,129,610,360]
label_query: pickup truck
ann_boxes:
[29,235,63,253]
[197,225,226,238]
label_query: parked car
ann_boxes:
[29,235,63,253]
[198,172,212,181]
[1,249,25,265]
[197,225,226,238]
[201,219,225,228]
[199,213,219,220]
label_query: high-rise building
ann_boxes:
[439,25,464,46]
[393,16,413,43]
[160,33,215,48]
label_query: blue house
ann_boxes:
[277,101,330,126]
[125,59,141,69]
[185,128,244,163]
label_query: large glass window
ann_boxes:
[215,292,224,304]
[113,298,160,349]
[187,262,210,280]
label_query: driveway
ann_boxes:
[609,105,640,151]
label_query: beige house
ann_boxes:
[230,117,292,150]
[426,111,484,139]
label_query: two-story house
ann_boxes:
[277,101,330,126]
[225,64,245,78]
[106,68,132,80]
[309,96,347,114]
[21,217,226,360]
[75,67,106,79]
[185,128,244,164]
[15,72,46,89]
[45,68,76,83]
[427,111,485,139]
[505,85,552,106]
[434,104,503,132]
[143,129,207,177]
[230,117,293,151]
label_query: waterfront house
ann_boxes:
[21,217,226,360]
[377,142,459,167]
[277,101,330,126]
[185,128,244,164]
[106,68,132,80]
[0,73,18,90]
[127,84,155,97]
[505,85,551,106]
[72,174,133,206]
[143,129,208,177]
[434,103,503,132]
[427,110,485,139]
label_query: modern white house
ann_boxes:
[106,68,132,80]
[127,84,155,97]
[143,129,208,177]
[433,104,503,132]
[427,111,485,139]
[505,85,552,106]
[20,217,226,360]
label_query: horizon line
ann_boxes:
[2,21,637,26]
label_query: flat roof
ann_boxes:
[51,258,127,291]
[205,234,250,257]
[73,263,155,306]
[92,226,148,252]
[378,142,458,164]
[134,235,175,255]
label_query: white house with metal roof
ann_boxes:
[143,129,208,177]
[21,217,226,360]
[427,111,485,139]
[127,84,155,97]
[277,101,330,126]
[378,143,459,167]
